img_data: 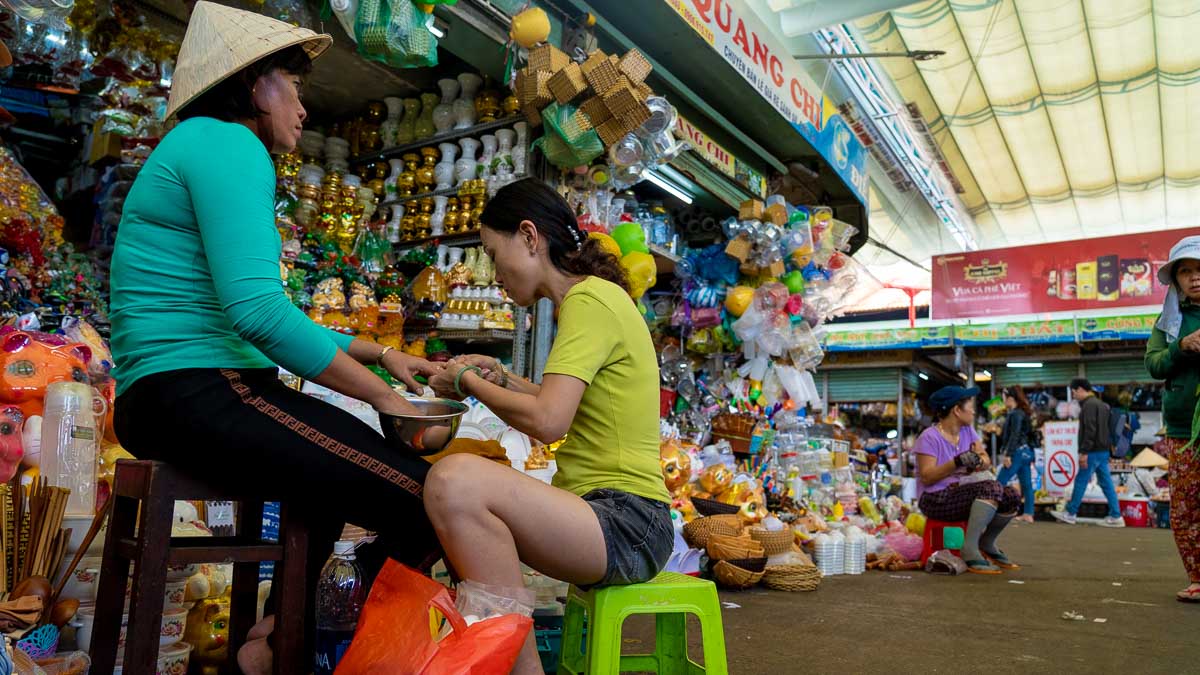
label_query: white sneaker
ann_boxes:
[1050,510,1077,525]
[1101,516,1126,528]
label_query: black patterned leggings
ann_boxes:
[919,479,1022,521]
[114,367,441,655]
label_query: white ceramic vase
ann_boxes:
[479,134,497,178]
[454,73,483,130]
[513,122,529,174]
[381,97,403,149]
[386,159,404,198]
[432,196,449,237]
[433,79,460,134]
[495,129,515,175]
[386,204,404,243]
[436,142,458,190]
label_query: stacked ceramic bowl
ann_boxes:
[299,130,325,160]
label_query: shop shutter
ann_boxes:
[1084,358,1152,385]
[825,368,900,402]
[994,362,1078,388]
[901,370,922,392]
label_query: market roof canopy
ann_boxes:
[852,0,1200,251]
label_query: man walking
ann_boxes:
[1051,378,1125,527]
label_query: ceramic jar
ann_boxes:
[386,159,404,199]
[454,73,483,130]
[381,97,403,149]
[434,78,460,134]
[494,129,515,175]
[397,98,420,145]
[435,142,458,189]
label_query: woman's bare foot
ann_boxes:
[1015,514,1035,524]
[237,637,273,675]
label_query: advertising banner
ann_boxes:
[1076,314,1159,342]
[824,326,952,351]
[954,320,1076,346]
[663,0,868,203]
[932,229,1200,319]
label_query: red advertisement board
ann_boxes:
[932,229,1200,319]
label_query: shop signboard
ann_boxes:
[824,325,952,351]
[1042,421,1079,497]
[675,115,737,178]
[663,0,868,203]
[953,320,1076,346]
[1076,314,1158,342]
[932,228,1200,319]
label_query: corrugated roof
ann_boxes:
[851,0,1200,250]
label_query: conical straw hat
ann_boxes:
[166,1,332,120]
[1130,447,1168,469]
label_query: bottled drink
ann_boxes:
[314,541,365,675]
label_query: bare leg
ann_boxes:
[425,454,609,674]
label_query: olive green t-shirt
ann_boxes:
[543,276,670,504]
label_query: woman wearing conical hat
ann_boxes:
[107,3,445,671]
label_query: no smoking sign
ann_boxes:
[1047,450,1077,488]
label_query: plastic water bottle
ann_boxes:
[314,541,364,675]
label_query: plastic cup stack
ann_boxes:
[814,532,845,577]
[843,527,866,575]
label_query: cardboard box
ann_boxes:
[725,236,752,262]
[739,199,765,220]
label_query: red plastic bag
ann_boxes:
[334,559,532,675]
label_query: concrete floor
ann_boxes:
[620,522,1194,674]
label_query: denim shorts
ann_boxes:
[583,488,674,587]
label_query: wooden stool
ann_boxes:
[90,460,310,675]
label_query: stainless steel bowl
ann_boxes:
[378,397,469,456]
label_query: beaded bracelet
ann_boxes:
[454,365,483,398]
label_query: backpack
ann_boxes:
[1109,408,1132,458]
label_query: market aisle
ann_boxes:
[622,523,1192,674]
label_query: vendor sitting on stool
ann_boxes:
[915,385,1021,575]
[425,178,673,675]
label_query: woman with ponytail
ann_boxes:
[425,179,672,673]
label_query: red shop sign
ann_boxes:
[932,228,1200,319]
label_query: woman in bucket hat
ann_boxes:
[914,385,1023,574]
[1145,235,1200,602]
[108,2,445,670]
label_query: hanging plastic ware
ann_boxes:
[531,102,604,170]
[356,0,439,68]
[1,0,72,30]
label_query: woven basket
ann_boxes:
[619,48,653,83]
[692,496,740,517]
[749,527,795,556]
[549,62,588,104]
[762,564,821,592]
[707,534,765,561]
[528,43,570,73]
[518,69,553,107]
[582,51,621,94]
[634,80,654,103]
[521,103,543,127]
[596,118,626,147]
[682,515,741,549]
[725,556,767,573]
[602,82,642,117]
[617,103,652,136]
[713,559,764,590]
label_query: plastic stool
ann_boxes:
[920,519,967,566]
[559,572,728,675]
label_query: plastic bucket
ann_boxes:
[1119,498,1150,527]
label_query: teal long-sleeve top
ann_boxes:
[110,117,353,397]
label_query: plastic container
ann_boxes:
[314,541,365,675]
[1119,498,1150,527]
[38,382,106,516]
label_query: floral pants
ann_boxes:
[1165,438,1200,582]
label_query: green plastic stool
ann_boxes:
[558,571,728,675]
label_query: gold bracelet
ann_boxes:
[375,345,394,367]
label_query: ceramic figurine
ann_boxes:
[397,97,420,144]
[414,92,440,140]
[381,96,403,149]
[433,78,460,134]
[184,594,230,675]
[454,73,483,129]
